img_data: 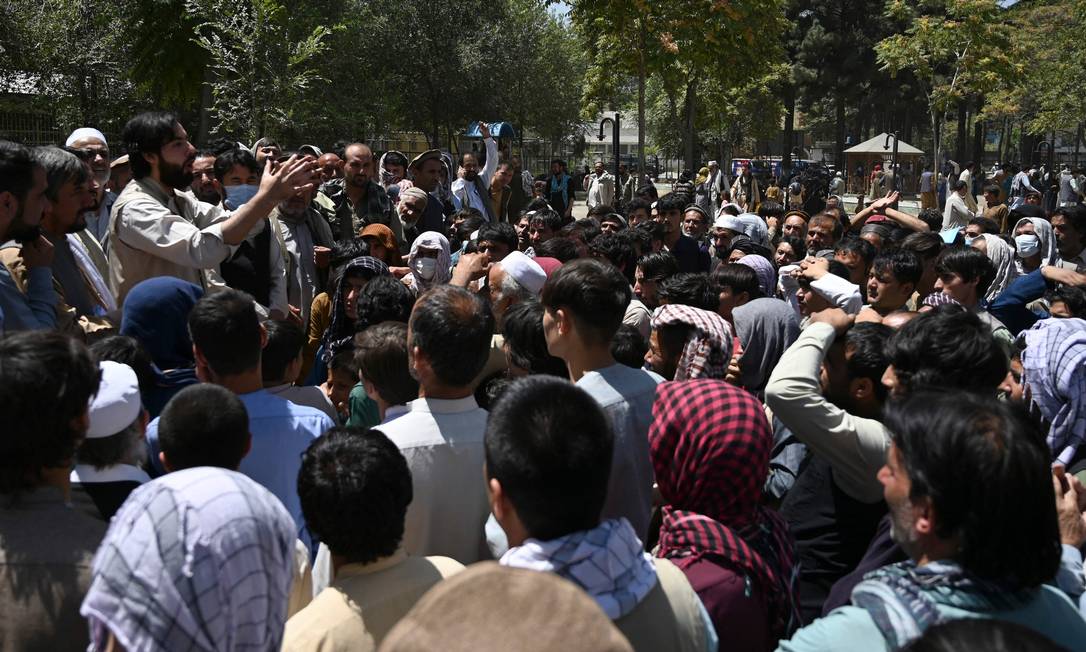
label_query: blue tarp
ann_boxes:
[465,121,517,139]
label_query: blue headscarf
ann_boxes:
[120,277,203,371]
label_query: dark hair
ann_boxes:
[656,193,686,214]
[157,383,250,470]
[89,335,156,395]
[610,324,649,369]
[1052,204,1086,234]
[659,272,717,311]
[636,184,659,201]
[328,348,358,379]
[1047,285,1086,318]
[356,275,414,331]
[485,376,612,540]
[0,141,36,204]
[477,222,517,252]
[188,289,262,376]
[872,249,923,287]
[935,247,996,298]
[951,179,967,192]
[122,111,180,179]
[886,393,1059,588]
[834,236,877,265]
[827,259,852,280]
[626,198,652,215]
[213,148,260,182]
[535,236,581,262]
[886,305,1008,396]
[455,214,486,245]
[901,231,944,261]
[982,184,1003,198]
[35,146,87,201]
[0,332,101,493]
[713,263,762,298]
[845,322,893,402]
[967,216,1000,234]
[298,428,412,563]
[501,300,568,377]
[759,201,785,219]
[917,209,944,233]
[541,258,631,345]
[325,238,371,293]
[810,212,844,240]
[636,251,679,282]
[262,319,304,383]
[778,235,807,260]
[590,232,636,280]
[634,219,666,245]
[76,420,143,470]
[905,618,1067,652]
[528,208,563,233]
[354,322,418,406]
[563,218,602,245]
[624,225,654,256]
[410,285,494,387]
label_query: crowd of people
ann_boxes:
[1,111,1086,651]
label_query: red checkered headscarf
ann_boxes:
[649,379,799,638]
[650,304,733,380]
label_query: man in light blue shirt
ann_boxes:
[0,141,59,333]
[777,393,1086,652]
[541,258,662,541]
[145,289,333,551]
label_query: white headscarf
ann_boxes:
[81,467,296,652]
[977,233,1017,303]
[1013,217,1057,266]
[407,231,452,292]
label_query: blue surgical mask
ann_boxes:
[224,183,259,209]
[963,235,977,246]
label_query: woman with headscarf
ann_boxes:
[972,234,1018,303]
[731,297,800,398]
[404,231,452,295]
[308,256,390,383]
[81,466,297,651]
[119,277,203,417]
[647,304,733,380]
[1020,317,1086,468]
[650,380,799,650]
[1014,216,1058,267]
[737,213,771,249]
[360,223,404,267]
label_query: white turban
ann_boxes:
[498,251,546,296]
[65,128,107,147]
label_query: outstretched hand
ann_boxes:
[261,155,318,203]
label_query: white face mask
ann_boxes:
[414,257,437,280]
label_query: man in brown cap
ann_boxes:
[408,149,448,235]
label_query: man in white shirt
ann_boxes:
[451,122,498,222]
[375,285,495,564]
[583,160,616,209]
[107,111,315,304]
[942,179,975,232]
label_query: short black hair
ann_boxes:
[917,209,944,232]
[0,140,37,206]
[712,263,762,298]
[477,222,517,252]
[122,111,180,179]
[844,322,893,402]
[886,392,1059,588]
[778,235,807,260]
[901,231,944,261]
[455,213,486,243]
[1047,285,1086,318]
[262,319,304,384]
[759,201,785,219]
[356,275,414,331]
[590,232,636,280]
[907,619,1068,652]
[188,289,262,377]
[541,258,631,345]
[872,249,923,287]
[410,285,494,387]
[935,247,996,298]
[659,272,717,311]
[951,179,967,191]
[967,216,1000,234]
[834,236,876,265]
[0,332,100,494]
[158,383,250,470]
[656,192,686,214]
[886,305,1008,396]
[1052,204,1086,234]
[500,300,567,377]
[298,428,412,564]
[89,335,156,395]
[535,236,580,263]
[528,208,563,233]
[485,376,612,541]
[213,148,260,182]
[35,146,87,201]
[610,324,649,369]
[354,322,418,406]
[626,198,651,215]
[636,251,678,282]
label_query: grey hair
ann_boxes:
[74,418,146,470]
[34,146,88,201]
[497,268,536,304]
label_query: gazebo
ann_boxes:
[843,133,925,193]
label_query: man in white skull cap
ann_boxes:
[65,127,116,247]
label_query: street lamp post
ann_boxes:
[598,114,621,182]
[883,132,900,193]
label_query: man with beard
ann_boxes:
[408,150,449,239]
[188,150,222,205]
[0,141,57,332]
[317,142,392,241]
[730,161,761,213]
[451,122,498,222]
[1,147,117,338]
[108,111,315,304]
[653,193,709,273]
[272,178,335,326]
[65,127,115,247]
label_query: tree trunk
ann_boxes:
[637,18,647,186]
[783,83,795,179]
[835,92,846,171]
[955,100,968,163]
[971,97,985,165]
[683,75,697,171]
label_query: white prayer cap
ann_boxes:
[87,361,141,439]
[110,154,129,168]
[713,213,746,233]
[708,160,718,167]
[1015,234,1040,258]
[498,251,547,296]
[65,127,107,147]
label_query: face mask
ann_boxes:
[414,257,437,280]
[224,183,259,209]
[963,235,977,246]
